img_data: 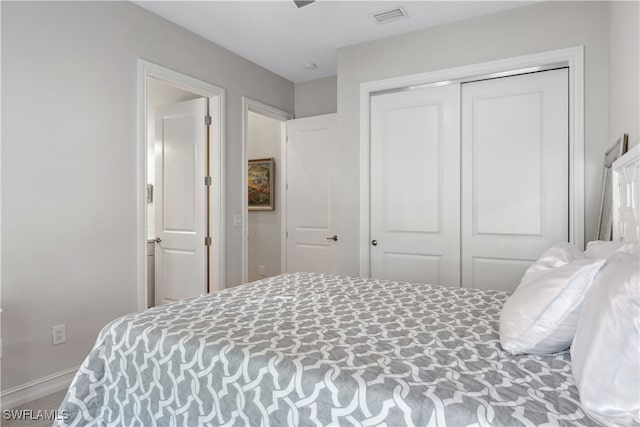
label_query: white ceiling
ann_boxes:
[135,1,535,83]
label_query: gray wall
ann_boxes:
[336,1,610,275]
[294,75,337,118]
[608,1,639,149]
[1,1,293,391]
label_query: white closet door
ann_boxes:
[370,84,461,286]
[461,69,569,292]
[286,114,338,274]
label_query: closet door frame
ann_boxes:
[358,46,585,277]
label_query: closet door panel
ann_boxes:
[371,84,461,287]
[461,69,569,292]
[383,253,440,285]
[471,257,533,293]
[384,104,440,233]
[473,92,543,235]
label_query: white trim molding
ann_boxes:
[241,97,293,283]
[0,366,78,410]
[359,46,585,277]
[137,59,226,310]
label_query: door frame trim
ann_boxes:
[137,59,226,311]
[241,97,293,283]
[358,46,585,277]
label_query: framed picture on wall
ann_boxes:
[248,158,275,211]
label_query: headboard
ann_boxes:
[612,144,640,241]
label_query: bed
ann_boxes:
[56,146,639,426]
[56,272,597,426]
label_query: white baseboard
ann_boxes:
[0,366,78,410]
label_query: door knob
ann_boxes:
[326,235,338,241]
[371,240,378,246]
[154,237,162,243]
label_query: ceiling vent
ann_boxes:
[372,7,409,25]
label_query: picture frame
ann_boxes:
[596,134,628,240]
[248,158,275,211]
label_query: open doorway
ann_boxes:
[241,98,293,283]
[137,60,225,311]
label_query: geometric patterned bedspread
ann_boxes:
[55,273,600,426]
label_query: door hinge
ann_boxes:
[286,231,289,238]
[205,236,212,246]
[286,135,289,142]
[204,176,212,186]
[286,183,288,190]
[205,115,212,126]
[146,184,153,203]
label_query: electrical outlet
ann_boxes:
[259,265,266,276]
[233,214,243,227]
[52,324,66,346]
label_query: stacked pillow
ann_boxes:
[572,242,639,426]
[500,240,640,426]
[499,243,606,355]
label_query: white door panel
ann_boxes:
[370,84,461,286]
[383,253,441,284]
[461,69,569,291]
[286,114,338,274]
[155,98,208,305]
[295,244,332,273]
[470,257,532,293]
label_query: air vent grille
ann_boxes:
[372,7,408,24]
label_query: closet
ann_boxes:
[370,68,569,292]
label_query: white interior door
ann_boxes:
[155,98,208,304]
[370,84,461,286]
[461,68,569,292]
[286,114,338,274]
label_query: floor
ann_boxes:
[3,390,67,427]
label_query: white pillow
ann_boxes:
[585,240,640,259]
[500,243,606,355]
[571,252,640,426]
